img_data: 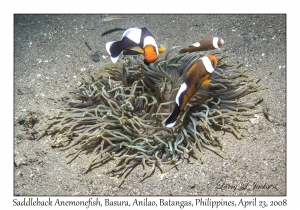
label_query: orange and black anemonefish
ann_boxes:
[105,27,165,65]
[179,37,224,54]
[162,54,218,128]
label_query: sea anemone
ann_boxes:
[39,48,265,187]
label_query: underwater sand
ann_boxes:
[14,14,286,196]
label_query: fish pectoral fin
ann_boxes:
[158,45,166,53]
[198,74,211,90]
[123,49,142,56]
[126,46,144,54]
[200,78,211,90]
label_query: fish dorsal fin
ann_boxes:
[190,42,200,47]
[122,28,142,44]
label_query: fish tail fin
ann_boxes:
[106,41,123,63]
[162,105,181,128]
